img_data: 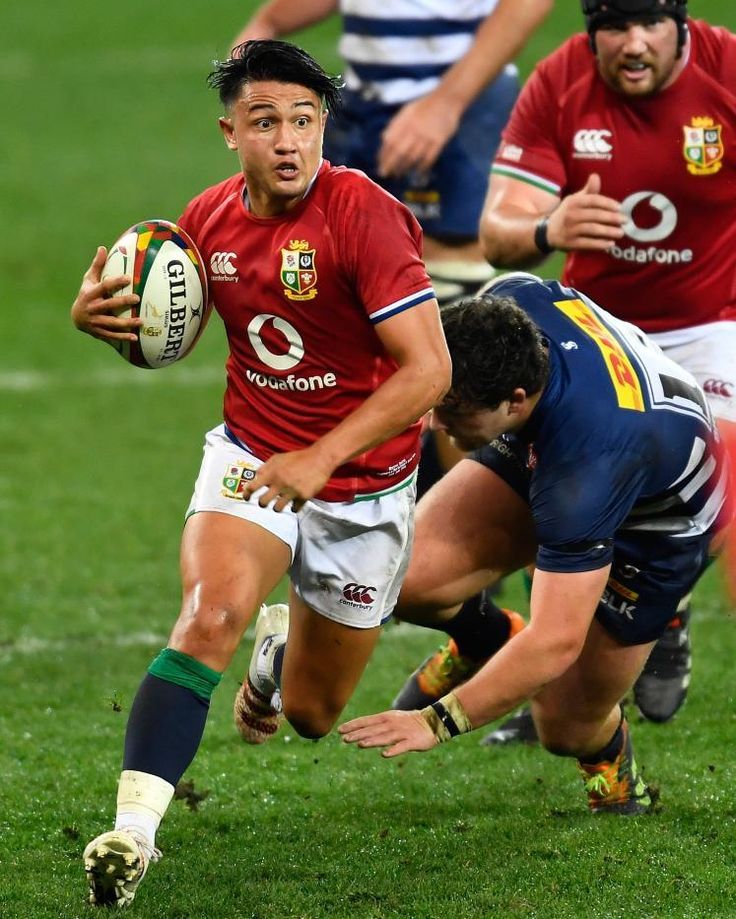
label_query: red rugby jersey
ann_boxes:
[492,20,736,333]
[179,161,434,502]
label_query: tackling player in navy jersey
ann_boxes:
[340,273,730,814]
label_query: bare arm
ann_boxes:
[242,300,451,511]
[479,172,626,269]
[379,0,554,178]
[339,564,611,755]
[231,0,338,47]
[452,566,610,725]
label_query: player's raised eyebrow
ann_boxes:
[244,97,319,114]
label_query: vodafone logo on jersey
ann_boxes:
[573,129,613,160]
[609,191,693,266]
[621,192,677,242]
[245,312,338,392]
[211,251,238,282]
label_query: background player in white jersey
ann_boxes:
[233,0,552,304]
[393,0,736,740]
[340,274,729,816]
[71,41,450,908]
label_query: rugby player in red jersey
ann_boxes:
[71,40,450,908]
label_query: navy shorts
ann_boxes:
[324,69,519,240]
[472,439,713,645]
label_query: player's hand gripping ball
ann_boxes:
[102,219,210,368]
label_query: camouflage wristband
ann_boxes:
[421,692,473,743]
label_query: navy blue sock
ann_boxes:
[579,711,625,765]
[445,591,512,660]
[122,673,210,787]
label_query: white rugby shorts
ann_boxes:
[651,321,736,424]
[186,425,416,628]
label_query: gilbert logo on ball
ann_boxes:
[102,219,210,368]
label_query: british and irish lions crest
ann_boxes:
[281,240,318,301]
[682,116,724,176]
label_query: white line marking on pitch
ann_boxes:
[0,366,225,391]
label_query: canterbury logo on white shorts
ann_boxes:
[573,129,613,158]
[211,251,238,277]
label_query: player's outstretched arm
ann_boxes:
[378,0,553,178]
[231,0,338,50]
[480,173,626,268]
[70,247,142,342]
[341,565,611,756]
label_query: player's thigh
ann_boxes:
[282,484,415,732]
[171,511,291,669]
[533,619,653,751]
[169,425,296,668]
[400,454,536,613]
[280,590,381,734]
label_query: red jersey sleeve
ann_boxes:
[326,170,435,323]
[493,35,593,197]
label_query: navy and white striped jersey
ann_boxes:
[338,0,514,105]
[490,274,728,574]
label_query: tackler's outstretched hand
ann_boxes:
[339,709,438,758]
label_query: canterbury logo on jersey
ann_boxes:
[554,298,645,412]
[572,129,613,159]
[211,251,238,280]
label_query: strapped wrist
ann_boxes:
[421,692,473,743]
[534,215,556,255]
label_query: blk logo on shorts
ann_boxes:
[341,583,376,606]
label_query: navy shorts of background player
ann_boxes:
[325,74,518,240]
[473,274,728,645]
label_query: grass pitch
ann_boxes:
[2,2,735,916]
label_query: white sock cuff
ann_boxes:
[425,260,495,284]
[116,770,176,824]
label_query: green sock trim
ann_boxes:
[148,648,223,702]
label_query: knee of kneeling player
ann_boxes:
[282,698,340,739]
[536,720,590,758]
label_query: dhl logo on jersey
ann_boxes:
[554,299,645,412]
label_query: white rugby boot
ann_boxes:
[83,828,161,907]
[233,603,289,744]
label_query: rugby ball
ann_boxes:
[101,219,210,369]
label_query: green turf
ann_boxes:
[2,2,735,917]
